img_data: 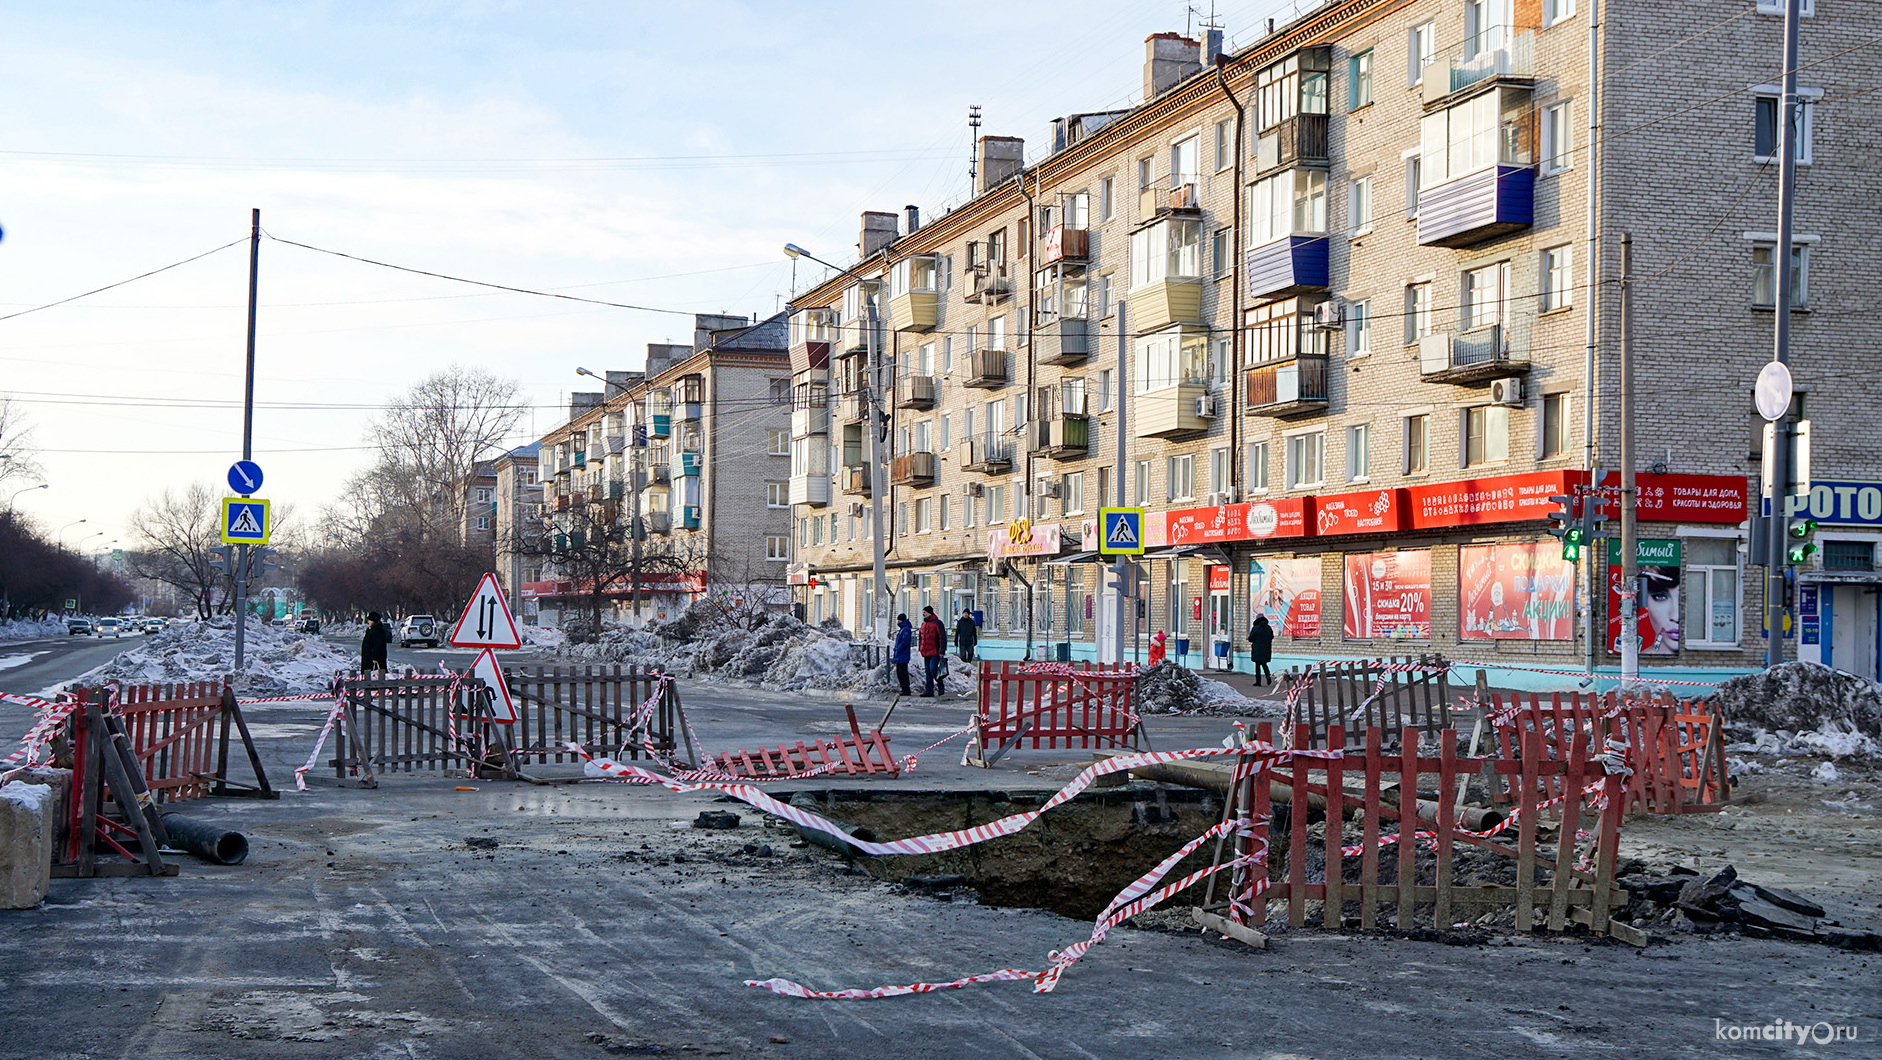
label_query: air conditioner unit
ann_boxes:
[848,502,865,517]
[1039,480,1062,499]
[1489,378,1525,407]
[903,572,921,587]
[1312,300,1344,329]
[1194,395,1218,418]
[987,558,1009,577]
[965,481,985,497]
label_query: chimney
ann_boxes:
[644,342,688,378]
[859,211,899,259]
[1203,27,1224,66]
[1143,33,1201,100]
[905,204,921,234]
[975,136,1025,195]
[605,370,638,397]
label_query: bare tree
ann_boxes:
[0,396,45,492]
[368,366,525,534]
[506,505,703,641]
[696,550,791,631]
[127,483,222,618]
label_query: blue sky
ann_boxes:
[0,0,1303,545]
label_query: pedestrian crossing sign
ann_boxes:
[1099,507,1144,556]
[221,497,272,545]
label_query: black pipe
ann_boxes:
[160,813,249,865]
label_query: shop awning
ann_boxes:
[1143,544,1232,563]
[1044,551,1107,565]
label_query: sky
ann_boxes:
[0,0,1310,551]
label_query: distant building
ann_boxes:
[492,443,543,618]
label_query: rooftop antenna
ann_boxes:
[968,104,982,191]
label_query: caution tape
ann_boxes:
[293,692,350,792]
[1341,829,1441,858]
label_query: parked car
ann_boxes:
[95,617,122,638]
[398,615,439,648]
[65,617,93,636]
[296,615,321,634]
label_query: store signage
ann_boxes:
[1314,488,1406,536]
[1208,565,1231,591]
[1166,497,1309,545]
[1764,480,1882,526]
[1403,471,1575,530]
[1635,473,1747,523]
[988,520,1062,558]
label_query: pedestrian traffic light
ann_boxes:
[1785,517,1819,564]
[1545,494,1580,560]
[206,545,233,574]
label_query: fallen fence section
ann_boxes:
[969,662,1144,767]
[708,705,897,779]
[1483,689,1729,815]
[1275,654,1452,751]
[101,681,276,803]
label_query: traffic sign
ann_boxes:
[468,648,517,723]
[449,573,522,649]
[1099,507,1145,556]
[227,460,264,496]
[220,497,271,544]
[1754,361,1793,423]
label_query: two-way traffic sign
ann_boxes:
[1099,507,1145,556]
[221,497,272,544]
[449,573,522,649]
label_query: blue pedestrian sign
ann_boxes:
[221,497,272,545]
[227,460,264,496]
[1099,507,1144,556]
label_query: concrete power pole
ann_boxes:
[1618,234,1638,685]
[865,291,890,649]
[1112,301,1129,667]
[1764,0,1805,667]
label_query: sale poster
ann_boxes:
[1458,543,1575,641]
[1249,557,1321,637]
[1608,538,1681,656]
[1342,550,1431,640]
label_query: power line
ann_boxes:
[0,238,247,324]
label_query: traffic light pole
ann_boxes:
[1764,0,1803,668]
[233,207,260,671]
[1618,234,1638,686]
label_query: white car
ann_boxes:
[95,618,122,638]
[398,615,440,648]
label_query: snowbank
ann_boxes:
[1135,661,1267,715]
[65,618,353,697]
[0,617,64,642]
[1717,662,1882,737]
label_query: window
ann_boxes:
[766,429,789,456]
[1346,300,1372,357]
[1097,369,1114,412]
[1405,413,1430,473]
[766,481,787,508]
[1541,393,1570,459]
[1167,454,1196,501]
[1130,218,1202,289]
[1134,329,1209,392]
[940,495,951,531]
[1349,175,1373,233]
[1408,21,1436,86]
[1347,424,1371,481]
[1097,466,1111,508]
[1286,431,1325,489]
[1065,192,1090,228]
[1541,101,1574,173]
[1245,296,1327,365]
[915,497,931,533]
[1684,536,1740,646]
[939,413,951,451]
[1137,156,1154,193]
[964,493,977,527]
[1405,154,1422,218]
[475,487,492,502]
[1754,91,1815,163]
[1247,440,1270,492]
[1214,119,1234,171]
[1095,273,1113,317]
[766,535,788,561]
[811,516,823,546]
[1756,0,1813,15]
[475,516,491,531]
[1541,245,1574,312]
[914,420,931,453]
[1465,405,1511,466]
[1210,447,1230,493]
[988,484,1007,523]
[1545,0,1576,24]
[1100,176,1115,220]
[1464,0,1508,58]
[1247,168,1328,245]
[1465,262,1510,330]
[769,378,791,404]
[1751,243,1808,308]
[1405,283,1433,343]
[941,335,954,373]
[1823,540,1876,572]
[916,342,935,375]
[1063,471,1085,515]
[1134,460,1151,506]
[1213,227,1232,278]
[1348,49,1373,110]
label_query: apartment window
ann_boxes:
[1347,424,1371,482]
[1541,101,1574,173]
[941,335,954,373]
[1405,413,1430,473]
[1063,471,1085,515]
[1538,245,1575,313]
[1823,540,1876,572]
[988,484,1007,523]
[766,535,788,561]
[1756,0,1812,16]
[1285,431,1325,489]
[1208,338,1231,385]
[964,493,977,527]
[1173,137,1200,191]
[915,497,932,533]
[1465,405,1511,467]
[1097,466,1112,508]
[766,481,787,508]
[1097,369,1114,412]
[1129,218,1202,290]
[1100,176,1115,220]
[1545,0,1577,24]
[1209,447,1230,494]
[1134,460,1151,506]
[1066,191,1090,228]
[1247,440,1270,492]
[1541,392,1570,459]
[475,487,492,502]
[914,420,931,453]
[1464,262,1510,330]
[474,516,490,531]
[1404,155,1422,218]
[940,495,951,531]
[1167,454,1196,501]
[1134,329,1209,392]
[1346,300,1372,357]
[1754,91,1815,163]
[1247,168,1328,245]
[1137,157,1153,193]
[939,413,951,451]
[1685,536,1741,646]
[1214,119,1234,171]
[1751,243,1808,308]
[1408,21,1437,85]
[1464,0,1508,58]
[766,429,789,456]
[769,378,791,404]
[1348,49,1374,110]
[1213,227,1232,278]
[1405,283,1433,343]
[1349,175,1373,233]
[811,516,823,546]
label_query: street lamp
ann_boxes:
[782,242,890,648]
[4,482,48,512]
[57,518,86,548]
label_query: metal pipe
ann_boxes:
[1764,0,1805,667]
[160,813,249,865]
[1583,0,1604,682]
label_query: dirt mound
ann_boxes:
[1717,662,1882,739]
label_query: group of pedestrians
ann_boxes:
[890,606,978,697]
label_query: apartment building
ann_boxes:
[491,442,543,620]
[785,0,1882,684]
[461,461,499,552]
[523,313,795,627]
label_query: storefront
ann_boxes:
[1788,481,1882,680]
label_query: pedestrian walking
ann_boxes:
[1248,614,1274,685]
[918,606,947,696]
[891,614,914,696]
[953,609,978,663]
[360,611,390,673]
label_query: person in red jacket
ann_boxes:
[918,606,948,697]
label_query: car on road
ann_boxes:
[295,615,321,634]
[95,617,122,638]
[65,617,93,636]
[142,618,166,634]
[398,615,440,648]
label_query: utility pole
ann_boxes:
[1764,0,1804,667]
[1618,234,1637,685]
[1112,300,1129,667]
[864,289,890,649]
[233,207,260,671]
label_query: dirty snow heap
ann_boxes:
[69,618,353,697]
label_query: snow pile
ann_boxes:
[66,618,353,697]
[1727,726,1881,761]
[519,625,566,649]
[0,617,64,642]
[1717,662,1882,738]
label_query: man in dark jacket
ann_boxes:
[360,612,391,673]
[953,610,978,663]
[891,614,913,695]
[1248,614,1274,685]
[918,606,947,696]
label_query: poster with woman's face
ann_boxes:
[1248,557,1321,636]
[1608,539,1682,655]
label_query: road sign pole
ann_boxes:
[234,208,261,671]
[1112,300,1128,667]
[1764,0,1803,668]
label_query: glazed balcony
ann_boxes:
[1244,356,1329,418]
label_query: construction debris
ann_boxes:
[693,810,741,830]
[1133,661,1266,715]
[1616,864,1882,949]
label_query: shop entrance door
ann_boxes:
[1207,565,1233,671]
[1829,585,1880,681]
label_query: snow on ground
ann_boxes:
[65,618,353,697]
[0,617,65,641]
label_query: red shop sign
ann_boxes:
[1635,472,1747,523]
[1313,488,1406,536]
[1403,470,1578,530]
[1208,565,1232,590]
[1166,497,1309,545]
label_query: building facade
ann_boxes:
[492,442,543,620]
[784,0,1882,685]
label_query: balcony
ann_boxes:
[1029,417,1089,460]
[888,291,938,333]
[791,339,831,374]
[607,479,625,500]
[647,511,671,535]
[650,463,671,484]
[962,437,1013,473]
[1244,356,1330,417]
[677,402,701,423]
[890,451,936,487]
[1041,226,1089,265]
[895,374,937,410]
[570,491,586,508]
[792,403,830,438]
[1425,31,1535,105]
[607,435,626,456]
[964,349,1008,389]
[571,451,586,469]
[790,474,832,507]
[1135,383,1211,440]
[555,494,570,511]
[1140,182,1199,220]
[650,414,671,438]
[1254,114,1329,175]
[680,452,701,476]
[963,264,1010,304]
[1035,317,1090,366]
[843,464,872,496]
[840,392,870,423]
[1417,165,1535,248]
[1418,327,1529,385]
[1245,235,1329,303]
[1127,279,1203,332]
[681,506,701,530]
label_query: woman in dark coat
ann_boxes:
[1247,615,1274,685]
[360,612,391,673]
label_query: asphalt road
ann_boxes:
[0,630,151,698]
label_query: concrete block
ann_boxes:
[1,767,71,855]
[0,781,54,909]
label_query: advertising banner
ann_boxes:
[1165,497,1309,545]
[1313,488,1407,536]
[1403,471,1576,530]
[1249,557,1321,637]
[1342,550,1431,640]
[1458,543,1576,641]
[1635,473,1747,523]
[988,520,1062,559]
[1607,538,1681,656]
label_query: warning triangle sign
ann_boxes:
[1107,518,1137,546]
[468,648,517,723]
[449,573,523,649]
[230,508,262,534]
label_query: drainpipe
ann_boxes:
[1015,172,1039,660]
[1216,54,1247,674]
[1582,0,1604,681]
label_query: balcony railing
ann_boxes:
[790,474,832,507]
[1418,326,1529,384]
[1254,114,1328,174]
[792,403,830,437]
[1134,382,1211,440]
[962,436,1013,473]
[964,264,1010,304]
[964,349,1008,389]
[1029,417,1089,460]
[1244,355,1330,417]
[1035,317,1089,366]
[840,392,870,422]
[843,464,872,496]
[647,511,671,535]
[681,505,701,530]
[895,374,937,410]
[680,452,701,477]
[890,451,936,487]
[1425,30,1535,104]
[1041,226,1089,265]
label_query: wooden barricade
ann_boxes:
[55,697,176,879]
[708,705,897,779]
[1481,690,1729,815]
[1198,720,1643,947]
[107,681,276,803]
[1276,654,1451,751]
[331,674,515,782]
[969,661,1143,767]
[505,665,692,768]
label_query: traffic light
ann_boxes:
[1545,494,1581,560]
[206,545,233,574]
[1785,516,1819,564]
